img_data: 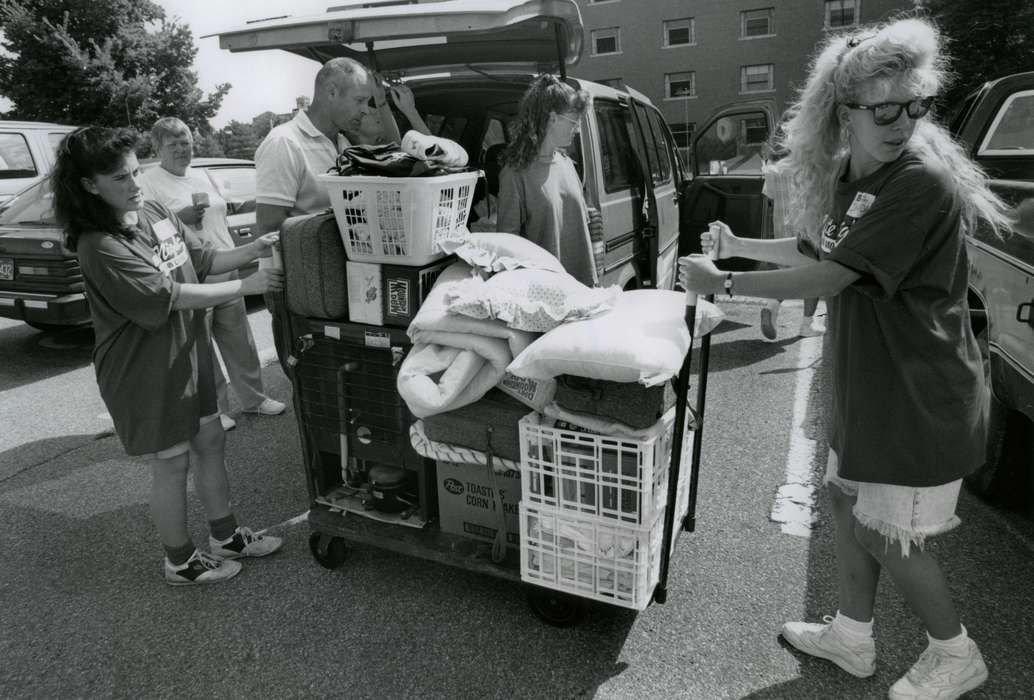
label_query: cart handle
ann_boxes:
[654,225,719,605]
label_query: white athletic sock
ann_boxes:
[834,610,874,639]
[928,625,971,655]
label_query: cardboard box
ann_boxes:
[346,260,383,326]
[381,257,452,328]
[436,460,521,548]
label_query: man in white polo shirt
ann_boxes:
[255,57,386,368]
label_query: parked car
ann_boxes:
[0,157,259,332]
[948,71,1034,507]
[215,0,706,292]
[0,120,77,207]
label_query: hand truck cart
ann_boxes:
[284,254,718,626]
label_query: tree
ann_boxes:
[923,0,1034,108]
[0,0,230,134]
[217,120,259,160]
[250,111,281,143]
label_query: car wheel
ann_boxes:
[965,329,1033,507]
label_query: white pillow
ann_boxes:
[438,232,564,274]
[506,290,724,386]
[442,268,620,333]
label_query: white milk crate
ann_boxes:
[520,503,665,611]
[519,408,692,526]
[319,170,478,266]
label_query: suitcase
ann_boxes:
[281,211,348,319]
[554,375,677,430]
[423,389,529,463]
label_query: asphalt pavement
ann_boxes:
[1,299,1033,699]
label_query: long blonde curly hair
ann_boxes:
[778,17,1011,241]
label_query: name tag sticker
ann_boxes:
[153,218,179,241]
[846,192,876,219]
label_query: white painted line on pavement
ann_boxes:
[256,511,309,536]
[770,335,823,538]
[258,346,279,368]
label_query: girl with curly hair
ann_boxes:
[497,74,596,285]
[681,17,1011,699]
[54,127,286,586]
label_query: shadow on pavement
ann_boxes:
[0,323,94,392]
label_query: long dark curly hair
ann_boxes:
[53,127,140,252]
[502,74,588,171]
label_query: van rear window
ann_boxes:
[0,133,38,179]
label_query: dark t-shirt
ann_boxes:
[820,151,987,487]
[76,201,218,455]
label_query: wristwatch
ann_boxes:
[723,272,734,297]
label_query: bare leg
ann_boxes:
[189,418,232,521]
[150,453,191,547]
[854,525,962,640]
[829,482,881,622]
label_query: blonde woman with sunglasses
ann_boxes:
[497,74,597,285]
[681,17,1011,699]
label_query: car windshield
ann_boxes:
[0,177,56,225]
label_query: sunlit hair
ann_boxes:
[53,127,140,252]
[502,74,588,171]
[150,116,191,154]
[778,17,1012,239]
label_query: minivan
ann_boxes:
[214,0,778,292]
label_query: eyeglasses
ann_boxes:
[555,113,580,127]
[842,96,935,126]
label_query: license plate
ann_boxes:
[0,257,13,281]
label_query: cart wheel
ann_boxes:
[526,586,587,627]
[308,532,347,570]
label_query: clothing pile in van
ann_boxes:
[331,131,468,178]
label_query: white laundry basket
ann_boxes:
[319,170,478,266]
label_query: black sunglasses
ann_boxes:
[842,96,935,126]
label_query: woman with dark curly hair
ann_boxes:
[497,74,596,285]
[54,126,286,586]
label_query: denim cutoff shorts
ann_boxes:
[824,450,962,557]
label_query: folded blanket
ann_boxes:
[397,261,538,418]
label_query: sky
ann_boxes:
[157,0,334,128]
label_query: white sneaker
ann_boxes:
[781,615,876,678]
[760,300,781,341]
[244,398,286,416]
[210,526,283,560]
[164,549,241,586]
[219,414,237,431]
[799,317,826,337]
[888,639,988,700]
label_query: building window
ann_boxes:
[741,64,774,93]
[663,18,695,47]
[825,0,859,28]
[671,122,695,149]
[741,8,774,38]
[591,27,621,56]
[743,118,769,145]
[666,71,696,100]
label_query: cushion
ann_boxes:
[441,268,620,333]
[506,290,724,386]
[438,232,564,274]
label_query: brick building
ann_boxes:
[570,0,917,149]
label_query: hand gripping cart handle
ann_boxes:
[653,228,720,605]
